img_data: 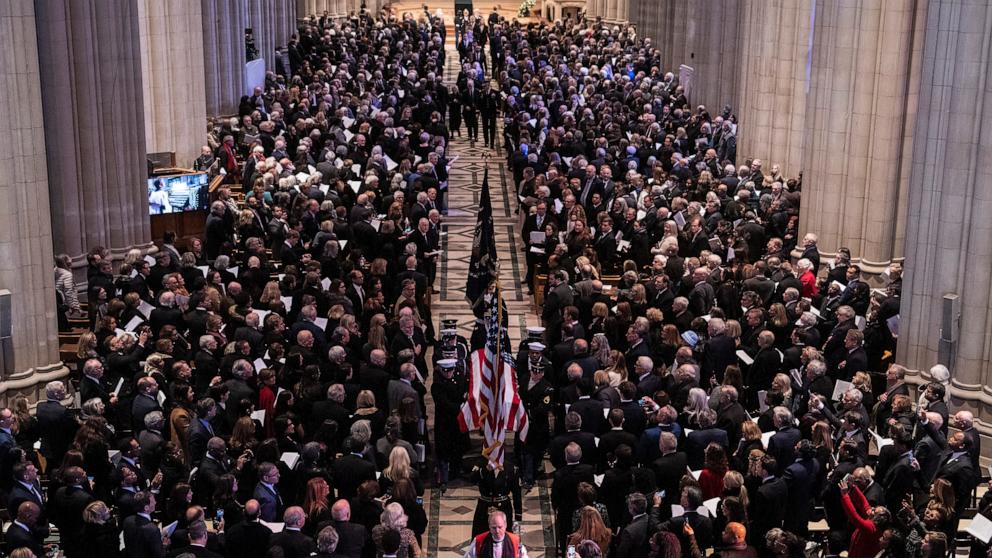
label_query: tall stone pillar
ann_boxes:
[247,0,298,71]
[0,0,70,402]
[638,1,741,113]
[274,1,297,49]
[736,0,813,178]
[616,0,629,23]
[797,0,925,273]
[899,0,992,415]
[35,0,155,270]
[137,0,208,167]
[201,0,248,116]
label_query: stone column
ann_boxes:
[247,0,298,71]
[797,0,925,273]
[617,0,629,23]
[201,0,248,116]
[247,0,276,69]
[736,0,813,178]
[35,0,155,271]
[273,1,297,50]
[899,0,992,413]
[0,0,70,401]
[137,0,208,167]
[638,0,741,113]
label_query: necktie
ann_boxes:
[30,485,43,504]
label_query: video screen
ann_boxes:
[148,173,209,214]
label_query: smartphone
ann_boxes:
[416,497,424,505]
[567,545,577,558]
[655,489,666,501]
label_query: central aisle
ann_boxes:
[416,19,557,558]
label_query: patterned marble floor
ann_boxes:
[419,32,556,558]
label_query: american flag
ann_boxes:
[458,286,529,466]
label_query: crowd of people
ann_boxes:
[28,5,986,558]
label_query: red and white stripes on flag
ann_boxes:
[458,294,528,466]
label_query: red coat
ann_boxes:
[841,485,882,558]
[799,270,819,298]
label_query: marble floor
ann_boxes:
[419,37,556,558]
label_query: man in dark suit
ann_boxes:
[131,376,163,434]
[270,507,316,558]
[934,431,977,516]
[79,358,117,410]
[548,412,598,468]
[822,305,857,371]
[615,493,652,558]
[836,329,868,382]
[715,386,748,448]
[51,467,94,555]
[122,491,165,558]
[330,437,377,500]
[461,81,479,141]
[188,398,218,467]
[326,500,370,558]
[167,520,222,558]
[387,363,422,418]
[36,381,78,468]
[914,412,947,486]
[598,409,638,466]
[685,410,729,470]
[6,501,46,557]
[703,318,738,385]
[800,233,821,273]
[359,350,391,410]
[290,304,328,358]
[953,410,983,471]
[592,217,618,268]
[551,443,595,552]
[128,260,154,302]
[634,356,663,400]
[617,382,647,435]
[253,462,285,522]
[767,407,801,468]
[204,201,230,260]
[662,486,714,555]
[782,440,821,537]
[224,500,273,558]
[624,323,652,374]
[396,256,429,301]
[880,433,917,512]
[138,411,167,479]
[749,455,788,545]
[748,331,782,392]
[569,379,606,435]
[650,432,689,500]
[541,271,573,347]
[309,384,352,439]
[8,463,47,529]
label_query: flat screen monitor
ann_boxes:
[148,173,209,214]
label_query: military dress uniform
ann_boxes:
[519,353,554,487]
[470,459,523,537]
[434,320,471,378]
[431,358,470,490]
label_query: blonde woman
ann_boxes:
[381,446,424,496]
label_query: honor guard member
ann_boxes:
[434,319,470,377]
[518,347,554,490]
[470,458,523,537]
[514,326,545,383]
[431,358,470,492]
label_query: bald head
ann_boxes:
[245,499,261,520]
[331,499,351,521]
